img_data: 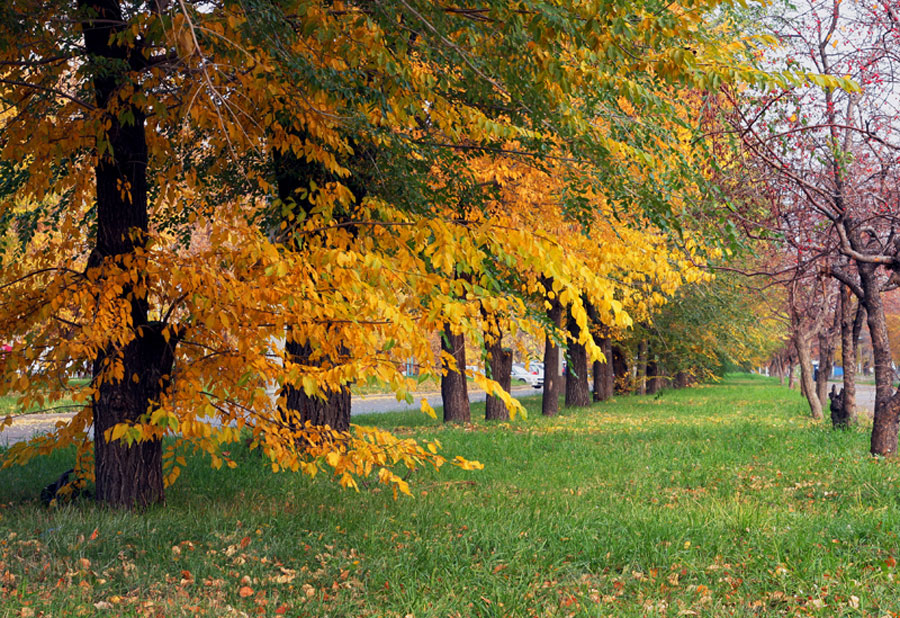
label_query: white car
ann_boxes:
[511,362,544,388]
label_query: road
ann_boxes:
[824,380,875,415]
[352,383,539,416]
[5,381,873,448]
[0,384,542,447]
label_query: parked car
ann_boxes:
[511,362,544,388]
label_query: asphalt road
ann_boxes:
[4,382,873,448]
[352,383,539,416]
[852,382,876,414]
[0,383,542,447]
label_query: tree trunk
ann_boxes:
[815,333,835,407]
[815,310,838,407]
[602,338,615,398]
[93,324,174,507]
[771,358,785,385]
[282,338,350,432]
[788,359,796,389]
[858,261,899,455]
[646,357,660,395]
[612,344,629,393]
[82,0,170,507]
[564,313,591,407]
[592,336,614,401]
[795,334,822,419]
[441,323,470,423]
[484,334,512,421]
[636,340,648,395]
[273,135,356,435]
[839,284,857,424]
[542,296,563,417]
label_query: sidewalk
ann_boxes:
[1,383,541,447]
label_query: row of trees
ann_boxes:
[733,0,900,453]
[438,268,782,425]
[0,0,819,506]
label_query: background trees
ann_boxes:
[729,0,900,452]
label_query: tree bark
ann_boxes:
[282,339,350,432]
[839,284,857,424]
[441,324,470,423]
[857,260,900,455]
[815,309,838,408]
[795,334,822,419]
[636,339,648,395]
[592,337,614,401]
[612,344,629,393]
[82,0,172,507]
[564,312,591,407]
[602,338,615,398]
[484,333,512,421]
[542,297,563,416]
[92,324,174,507]
[646,356,660,395]
[272,137,356,435]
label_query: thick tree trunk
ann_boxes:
[282,338,350,432]
[564,313,591,407]
[273,135,355,435]
[795,334,822,419]
[82,0,170,507]
[441,324,470,423]
[542,295,563,417]
[839,284,857,424]
[484,334,512,421]
[93,324,174,507]
[857,262,900,455]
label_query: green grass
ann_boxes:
[1,379,88,417]
[2,375,900,616]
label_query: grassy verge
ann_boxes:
[3,375,900,616]
[1,380,88,417]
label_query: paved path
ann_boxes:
[1,384,541,448]
[827,380,875,415]
[352,383,538,416]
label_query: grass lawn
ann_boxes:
[1,380,87,417]
[2,375,900,616]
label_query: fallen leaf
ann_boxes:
[238,586,254,598]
